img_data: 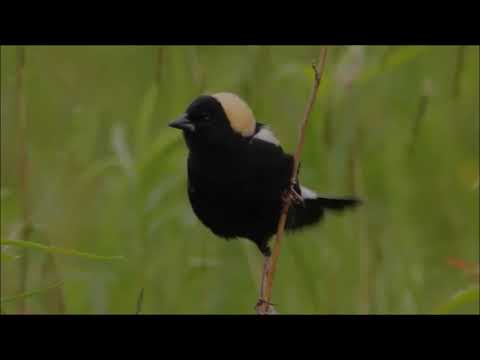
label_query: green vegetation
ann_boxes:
[1,46,478,314]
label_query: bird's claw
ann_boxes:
[282,183,305,207]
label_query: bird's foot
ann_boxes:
[282,183,304,207]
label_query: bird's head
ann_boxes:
[169,92,256,149]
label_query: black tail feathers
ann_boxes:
[286,196,361,231]
[315,196,361,211]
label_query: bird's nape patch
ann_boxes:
[253,126,281,146]
[212,92,256,137]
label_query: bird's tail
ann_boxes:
[286,186,361,231]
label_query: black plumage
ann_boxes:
[169,93,360,256]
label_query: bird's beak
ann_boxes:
[168,114,195,132]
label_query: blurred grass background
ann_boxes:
[0,45,478,314]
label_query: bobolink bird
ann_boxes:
[169,92,360,257]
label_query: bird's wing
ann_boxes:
[241,131,293,201]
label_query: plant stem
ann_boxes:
[16,46,32,314]
[155,46,164,87]
[409,79,432,156]
[136,288,144,314]
[453,46,465,100]
[256,47,328,315]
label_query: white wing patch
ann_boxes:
[253,127,280,146]
[300,186,318,200]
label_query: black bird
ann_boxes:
[169,92,360,257]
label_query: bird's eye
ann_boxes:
[202,113,210,121]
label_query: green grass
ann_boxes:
[1,45,478,314]
[1,239,124,261]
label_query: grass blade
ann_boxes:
[136,84,158,159]
[139,130,182,172]
[435,286,479,314]
[77,158,121,186]
[136,288,145,314]
[1,240,124,261]
[0,188,10,201]
[1,251,21,262]
[111,124,135,179]
[1,281,64,304]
